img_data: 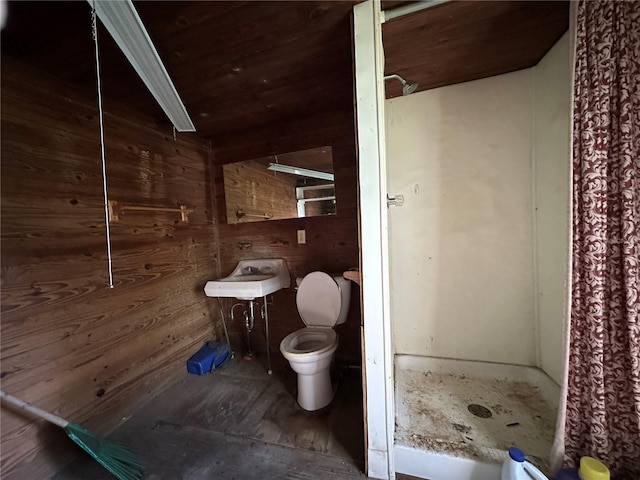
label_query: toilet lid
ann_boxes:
[296,271,342,328]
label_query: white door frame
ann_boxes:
[353,1,395,478]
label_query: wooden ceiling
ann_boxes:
[382,1,570,98]
[1,1,568,142]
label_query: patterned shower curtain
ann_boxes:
[564,1,640,478]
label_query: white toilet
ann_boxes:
[279,271,352,411]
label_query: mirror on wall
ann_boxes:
[223,146,336,224]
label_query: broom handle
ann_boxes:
[0,390,69,428]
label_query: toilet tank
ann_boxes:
[333,275,351,325]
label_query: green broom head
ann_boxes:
[64,423,145,480]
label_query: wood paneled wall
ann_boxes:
[0,57,218,479]
[213,109,362,363]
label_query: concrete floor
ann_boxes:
[52,354,368,480]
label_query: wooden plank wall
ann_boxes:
[0,57,219,479]
[213,109,362,363]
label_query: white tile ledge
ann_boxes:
[395,444,502,480]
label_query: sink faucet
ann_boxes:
[242,266,262,275]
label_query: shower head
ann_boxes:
[402,81,418,96]
[384,74,418,96]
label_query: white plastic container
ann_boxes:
[501,447,550,480]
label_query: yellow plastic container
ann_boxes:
[579,457,610,480]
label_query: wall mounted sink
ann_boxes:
[204,259,291,300]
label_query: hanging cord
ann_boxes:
[92,6,114,288]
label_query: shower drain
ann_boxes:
[468,403,492,418]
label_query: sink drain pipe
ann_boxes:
[229,298,273,375]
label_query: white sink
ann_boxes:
[204,259,291,300]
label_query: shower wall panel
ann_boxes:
[386,69,537,365]
[533,33,571,385]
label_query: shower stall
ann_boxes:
[384,31,571,480]
[353,2,572,478]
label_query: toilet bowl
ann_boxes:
[280,271,351,411]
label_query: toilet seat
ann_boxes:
[296,271,342,328]
[280,327,337,356]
